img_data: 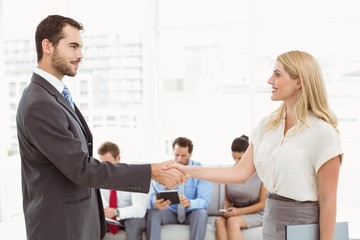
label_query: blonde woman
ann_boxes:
[167,51,342,240]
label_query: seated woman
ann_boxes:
[215,135,266,240]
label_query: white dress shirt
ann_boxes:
[100,189,149,220]
[33,67,64,93]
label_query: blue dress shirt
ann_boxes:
[150,159,212,213]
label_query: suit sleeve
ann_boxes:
[23,99,151,193]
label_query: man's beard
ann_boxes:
[51,48,77,77]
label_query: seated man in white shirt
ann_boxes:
[98,141,149,240]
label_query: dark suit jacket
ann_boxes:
[16,73,151,240]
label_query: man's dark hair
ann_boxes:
[97,141,120,159]
[172,137,193,154]
[35,15,84,62]
[231,135,249,153]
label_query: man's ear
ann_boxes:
[42,39,53,54]
[116,154,121,163]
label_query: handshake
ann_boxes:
[151,160,189,189]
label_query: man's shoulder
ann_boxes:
[189,159,202,166]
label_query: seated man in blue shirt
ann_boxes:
[146,137,212,240]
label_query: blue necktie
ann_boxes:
[177,184,186,223]
[62,85,74,109]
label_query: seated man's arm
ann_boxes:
[149,180,164,208]
[118,192,150,219]
[187,179,212,210]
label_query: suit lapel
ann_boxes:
[74,105,93,156]
[31,74,90,144]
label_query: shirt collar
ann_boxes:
[281,111,317,130]
[33,67,64,93]
[305,111,317,127]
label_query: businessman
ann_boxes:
[16,15,184,240]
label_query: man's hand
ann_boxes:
[179,195,190,208]
[151,160,187,189]
[154,198,171,210]
[104,207,116,219]
[162,161,189,175]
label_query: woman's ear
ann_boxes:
[295,78,302,90]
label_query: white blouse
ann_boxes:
[251,112,343,201]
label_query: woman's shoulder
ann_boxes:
[310,115,338,135]
[251,114,276,143]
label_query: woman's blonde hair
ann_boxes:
[266,50,338,130]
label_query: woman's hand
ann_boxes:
[223,207,240,217]
[151,160,188,189]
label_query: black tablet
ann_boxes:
[156,190,180,204]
